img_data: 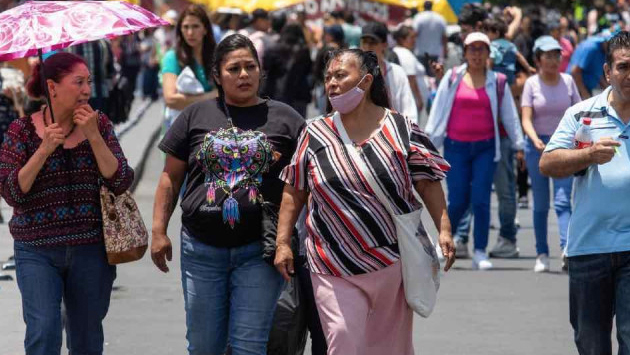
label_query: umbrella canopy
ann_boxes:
[0,0,169,62]
[370,0,480,23]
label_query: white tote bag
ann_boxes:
[333,112,440,318]
[164,66,206,125]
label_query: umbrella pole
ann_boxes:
[37,48,55,124]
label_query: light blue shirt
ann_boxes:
[545,86,630,257]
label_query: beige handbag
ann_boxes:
[100,185,148,265]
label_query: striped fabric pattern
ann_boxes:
[280,110,449,276]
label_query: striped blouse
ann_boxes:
[280,110,450,276]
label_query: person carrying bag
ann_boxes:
[274,49,455,355]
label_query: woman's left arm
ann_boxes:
[415,180,455,271]
[74,105,134,194]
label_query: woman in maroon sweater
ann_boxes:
[0,52,133,355]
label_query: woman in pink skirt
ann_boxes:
[274,49,456,354]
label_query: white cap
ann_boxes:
[464,32,491,47]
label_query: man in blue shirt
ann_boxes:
[567,35,608,99]
[541,31,630,355]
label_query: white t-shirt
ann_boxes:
[413,10,447,59]
[385,61,418,124]
[392,46,430,107]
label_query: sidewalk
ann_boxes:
[0,98,164,355]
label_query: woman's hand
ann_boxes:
[438,230,456,272]
[151,232,173,273]
[73,104,100,141]
[534,139,546,153]
[39,123,65,156]
[274,243,295,282]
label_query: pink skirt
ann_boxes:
[311,261,414,355]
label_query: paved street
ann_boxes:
[0,100,613,354]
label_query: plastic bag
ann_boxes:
[267,274,307,355]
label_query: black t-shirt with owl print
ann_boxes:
[159,98,305,247]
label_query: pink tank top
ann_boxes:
[446,80,495,142]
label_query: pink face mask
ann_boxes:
[329,75,367,114]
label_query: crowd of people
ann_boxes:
[3,0,630,354]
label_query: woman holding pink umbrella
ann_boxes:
[0,52,134,355]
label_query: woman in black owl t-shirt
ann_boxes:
[151,34,304,354]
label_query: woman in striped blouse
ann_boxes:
[274,49,456,355]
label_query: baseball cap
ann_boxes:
[361,22,388,43]
[464,32,490,47]
[533,36,562,53]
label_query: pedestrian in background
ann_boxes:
[540,31,630,355]
[413,0,448,74]
[393,25,429,114]
[360,21,418,123]
[548,19,574,72]
[0,52,134,355]
[568,32,609,99]
[275,48,454,355]
[151,34,304,355]
[426,32,524,270]
[239,9,271,66]
[521,36,581,273]
[262,23,312,117]
[484,17,537,85]
[313,25,345,114]
[161,4,217,133]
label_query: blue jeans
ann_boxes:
[181,228,284,355]
[569,252,630,355]
[525,136,572,255]
[444,137,497,251]
[455,136,518,243]
[14,242,116,355]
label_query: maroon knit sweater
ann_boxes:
[0,113,134,246]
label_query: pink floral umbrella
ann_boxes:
[0,0,169,61]
[0,1,169,122]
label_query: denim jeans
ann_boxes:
[455,136,517,243]
[180,228,284,355]
[444,137,497,251]
[525,136,572,255]
[14,241,116,355]
[569,251,630,355]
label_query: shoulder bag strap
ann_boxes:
[332,111,422,217]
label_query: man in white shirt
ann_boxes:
[413,0,447,74]
[360,22,418,124]
[392,25,430,113]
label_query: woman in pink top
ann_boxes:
[443,33,501,270]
